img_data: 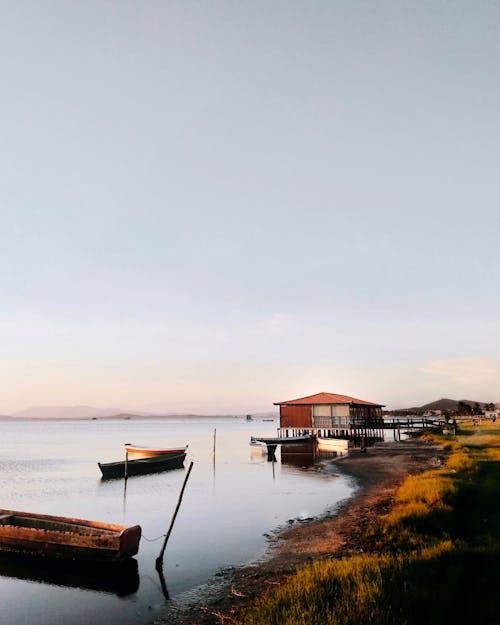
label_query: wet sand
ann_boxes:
[156,436,445,625]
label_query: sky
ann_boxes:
[1,0,499,414]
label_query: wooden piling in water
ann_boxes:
[156,461,194,567]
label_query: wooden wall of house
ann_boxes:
[279,405,312,428]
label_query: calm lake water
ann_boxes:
[0,417,355,625]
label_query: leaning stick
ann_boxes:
[156,461,194,566]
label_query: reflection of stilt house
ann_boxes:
[274,392,385,437]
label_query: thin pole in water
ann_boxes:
[156,461,194,567]
[212,428,217,475]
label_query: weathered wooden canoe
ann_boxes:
[0,510,141,562]
[124,443,188,459]
[99,452,186,479]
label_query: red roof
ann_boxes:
[274,392,384,407]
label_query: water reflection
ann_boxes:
[280,441,315,468]
[155,560,170,600]
[280,435,386,468]
[0,553,140,596]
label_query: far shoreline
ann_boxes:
[0,414,278,422]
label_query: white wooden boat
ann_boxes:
[316,437,349,453]
[124,443,188,459]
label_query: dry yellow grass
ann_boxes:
[235,423,500,625]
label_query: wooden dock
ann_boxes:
[278,416,449,440]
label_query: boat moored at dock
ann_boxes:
[250,434,312,445]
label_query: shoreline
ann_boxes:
[157,435,446,625]
[0,414,277,422]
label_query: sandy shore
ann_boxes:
[156,436,445,625]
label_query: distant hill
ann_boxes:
[389,398,497,414]
[420,398,493,411]
[6,405,278,420]
[420,399,469,411]
[11,405,130,419]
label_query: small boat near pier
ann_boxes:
[250,434,312,445]
[316,436,350,453]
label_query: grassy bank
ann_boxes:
[235,423,500,625]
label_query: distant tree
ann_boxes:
[457,401,472,416]
[473,402,482,415]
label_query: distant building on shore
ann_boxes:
[423,409,443,418]
[483,410,498,420]
[274,391,385,432]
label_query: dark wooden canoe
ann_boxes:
[98,452,186,479]
[250,434,312,445]
[0,509,141,562]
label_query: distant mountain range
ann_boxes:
[10,405,127,420]
[1,405,278,420]
[7,398,496,420]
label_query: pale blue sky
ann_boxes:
[1,1,499,413]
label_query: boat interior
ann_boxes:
[0,515,116,535]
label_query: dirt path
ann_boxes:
[156,436,445,625]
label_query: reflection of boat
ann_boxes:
[250,442,267,457]
[316,437,349,454]
[124,444,188,459]
[280,440,316,467]
[250,435,312,445]
[0,551,140,596]
[0,510,141,562]
[99,452,186,479]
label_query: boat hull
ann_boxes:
[250,435,312,445]
[316,437,349,452]
[99,452,186,479]
[124,444,188,459]
[0,510,141,562]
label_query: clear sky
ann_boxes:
[1,1,499,414]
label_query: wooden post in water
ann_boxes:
[156,461,194,567]
[212,428,217,474]
[124,449,129,480]
[361,434,366,452]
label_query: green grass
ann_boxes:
[235,423,500,625]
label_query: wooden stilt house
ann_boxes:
[274,392,385,436]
